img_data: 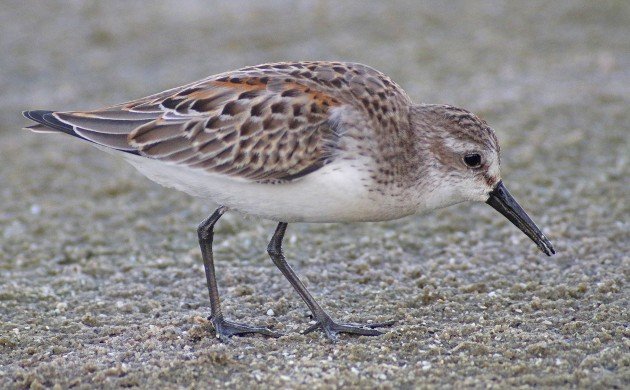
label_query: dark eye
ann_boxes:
[463,153,482,168]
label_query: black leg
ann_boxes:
[198,207,280,341]
[267,223,394,341]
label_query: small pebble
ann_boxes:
[30,204,41,215]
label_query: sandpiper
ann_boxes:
[23,61,555,341]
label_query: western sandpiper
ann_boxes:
[23,61,554,341]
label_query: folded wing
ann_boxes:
[23,67,346,183]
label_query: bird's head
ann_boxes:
[409,104,555,256]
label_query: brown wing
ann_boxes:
[25,61,412,183]
[126,75,343,182]
[39,69,347,183]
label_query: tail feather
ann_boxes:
[23,110,77,137]
[23,123,58,133]
[22,110,140,155]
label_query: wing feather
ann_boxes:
[23,61,412,183]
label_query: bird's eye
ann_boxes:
[463,153,482,168]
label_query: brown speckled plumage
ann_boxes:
[22,61,555,341]
[39,62,413,184]
[22,61,512,222]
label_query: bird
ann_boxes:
[23,61,555,342]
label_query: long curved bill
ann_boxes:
[486,181,555,256]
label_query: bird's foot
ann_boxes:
[209,315,281,342]
[303,316,395,341]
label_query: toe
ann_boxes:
[363,320,396,329]
[335,323,383,336]
[211,318,281,341]
[302,318,392,341]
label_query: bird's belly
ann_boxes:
[227,167,415,223]
[123,154,414,223]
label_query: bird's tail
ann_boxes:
[22,109,142,154]
[22,110,78,136]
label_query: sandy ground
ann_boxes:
[0,1,628,388]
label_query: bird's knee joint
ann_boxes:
[197,224,213,240]
[266,245,282,257]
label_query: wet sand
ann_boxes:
[0,1,628,388]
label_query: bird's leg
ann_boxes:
[198,207,280,341]
[267,223,394,341]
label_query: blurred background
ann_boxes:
[1,1,628,388]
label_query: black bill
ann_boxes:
[486,181,555,256]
